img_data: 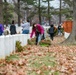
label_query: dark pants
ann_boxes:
[36,32,40,45]
[50,33,54,41]
[22,30,29,34]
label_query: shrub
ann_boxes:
[28,37,51,46]
[16,41,23,52]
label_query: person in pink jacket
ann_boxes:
[30,23,44,45]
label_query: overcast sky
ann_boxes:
[42,0,59,8]
[51,0,59,8]
[7,0,59,8]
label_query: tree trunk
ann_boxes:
[18,0,20,26]
[38,0,41,24]
[62,0,76,44]
[0,0,3,24]
[48,0,50,25]
[59,0,62,24]
[4,0,8,26]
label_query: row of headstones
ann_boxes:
[0,34,30,59]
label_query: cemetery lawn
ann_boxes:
[0,36,76,75]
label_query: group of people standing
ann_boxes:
[0,19,30,36]
[10,19,30,35]
[0,19,62,45]
[0,19,44,45]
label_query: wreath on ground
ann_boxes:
[28,38,51,46]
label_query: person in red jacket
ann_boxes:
[30,23,44,45]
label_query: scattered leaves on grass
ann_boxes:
[0,36,76,75]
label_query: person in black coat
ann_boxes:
[49,24,55,41]
[10,20,17,35]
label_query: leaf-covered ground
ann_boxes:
[0,36,76,75]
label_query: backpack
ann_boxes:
[58,26,61,30]
[49,27,54,33]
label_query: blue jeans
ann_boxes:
[0,32,2,36]
[22,30,29,34]
[36,32,43,45]
[58,30,61,35]
[38,34,43,42]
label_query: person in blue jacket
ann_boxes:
[0,24,3,36]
